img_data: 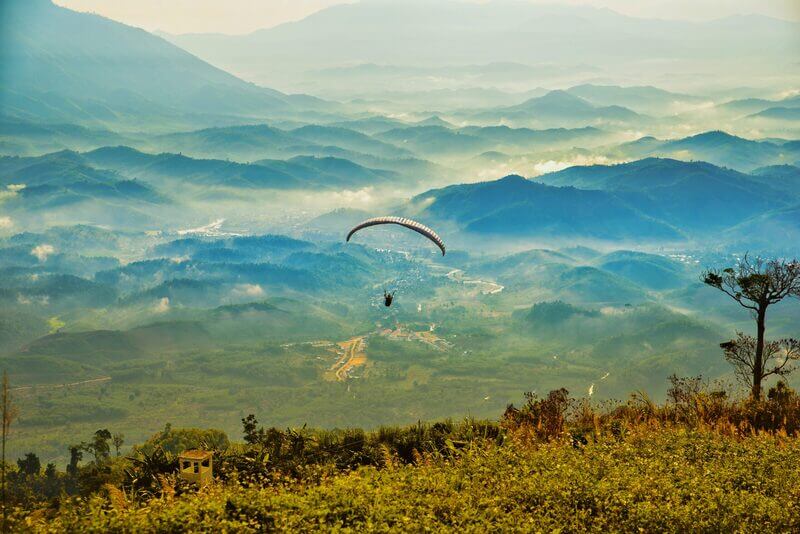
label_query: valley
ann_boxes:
[0,0,798,468]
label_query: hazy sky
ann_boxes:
[55,0,800,34]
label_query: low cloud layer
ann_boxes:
[31,244,55,262]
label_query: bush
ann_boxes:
[8,382,800,530]
[22,429,800,533]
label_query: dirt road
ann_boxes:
[12,376,111,396]
[330,336,367,381]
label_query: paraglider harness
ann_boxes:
[383,289,396,307]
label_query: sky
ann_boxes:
[54,0,800,35]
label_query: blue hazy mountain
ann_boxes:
[377,126,487,157]
[723,204,800,251]
[615,131,800,171]
[591,251,688,291]
[149,124,411,161]
[377,124,605,156]
[539,157,791,230]
[474,90,641,126]
[0,151,164,207]
[749,165,800,196]
[410,174,682,241]
[135,123,442,179]
[164,1,798,95]
[288,125,413,159]
[0,119,131,156]
[749,107,800,121]
[83,146,398,190]
[720,94,800,116]
[0,0,330,129]
[565,84,704,114]
[8,225,128,257]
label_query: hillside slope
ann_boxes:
[0,0,328,128]
[410,174,682,241]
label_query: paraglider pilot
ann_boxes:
[346,216,445,310]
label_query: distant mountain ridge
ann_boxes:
[565,84,704,113]
[0,150,164,206]
[0,0,331,129]
[83,146,399,190]
[615,131,800,171]
[538,157,793,230]
[407,153,800,243]
[163,1,798,94]
[472,90,642,126]
[376,123,607,157]
[409,174,682,242]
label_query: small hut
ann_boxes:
[178,450,213,485]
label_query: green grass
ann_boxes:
[27,429,800,532]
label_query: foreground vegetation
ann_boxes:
[24,430,800,532]
[6,379,800,532]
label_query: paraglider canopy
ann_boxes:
[346,216,446,256]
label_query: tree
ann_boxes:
[720,332,800,393]
[44,463,57,479]
[703,256,800,398]
[66,446,82,476]
[16,453,41,477]
[242,414,265,445]
[1,370,17,533]
[135,426,228,455]
[112,433,125,457]
[80,429,112,464]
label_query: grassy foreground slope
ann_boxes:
[26,429,800,532]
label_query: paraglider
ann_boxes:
[346,217,445,256]
[346,216,446,306]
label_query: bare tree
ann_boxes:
[703,255,800,398]
[112,433,125,457]
[720,332,800,393]
[1,371,17,533]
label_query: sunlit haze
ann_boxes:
[3,0,800,528]
[54,0,800,34]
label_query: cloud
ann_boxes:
[778,88,800,99]
[532,155,616,176]
[31,244,55,262]
[234,284,265,297]
[0,217,12,230]
[322,187,375,205]
[177,218,228,236]
[533,160,573,175]
[0,185,25,204]
[17,294,49,306]
[154,297,170,313]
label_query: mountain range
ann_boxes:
[0,151,164,212]
[162,1,799,95]
[539,157,793,230]
[0,0,332,129]
[612,131,800,172]
[403,156,800,244]
[472,90,642,126]
[83,146,399,190]
[408,174,682,242]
